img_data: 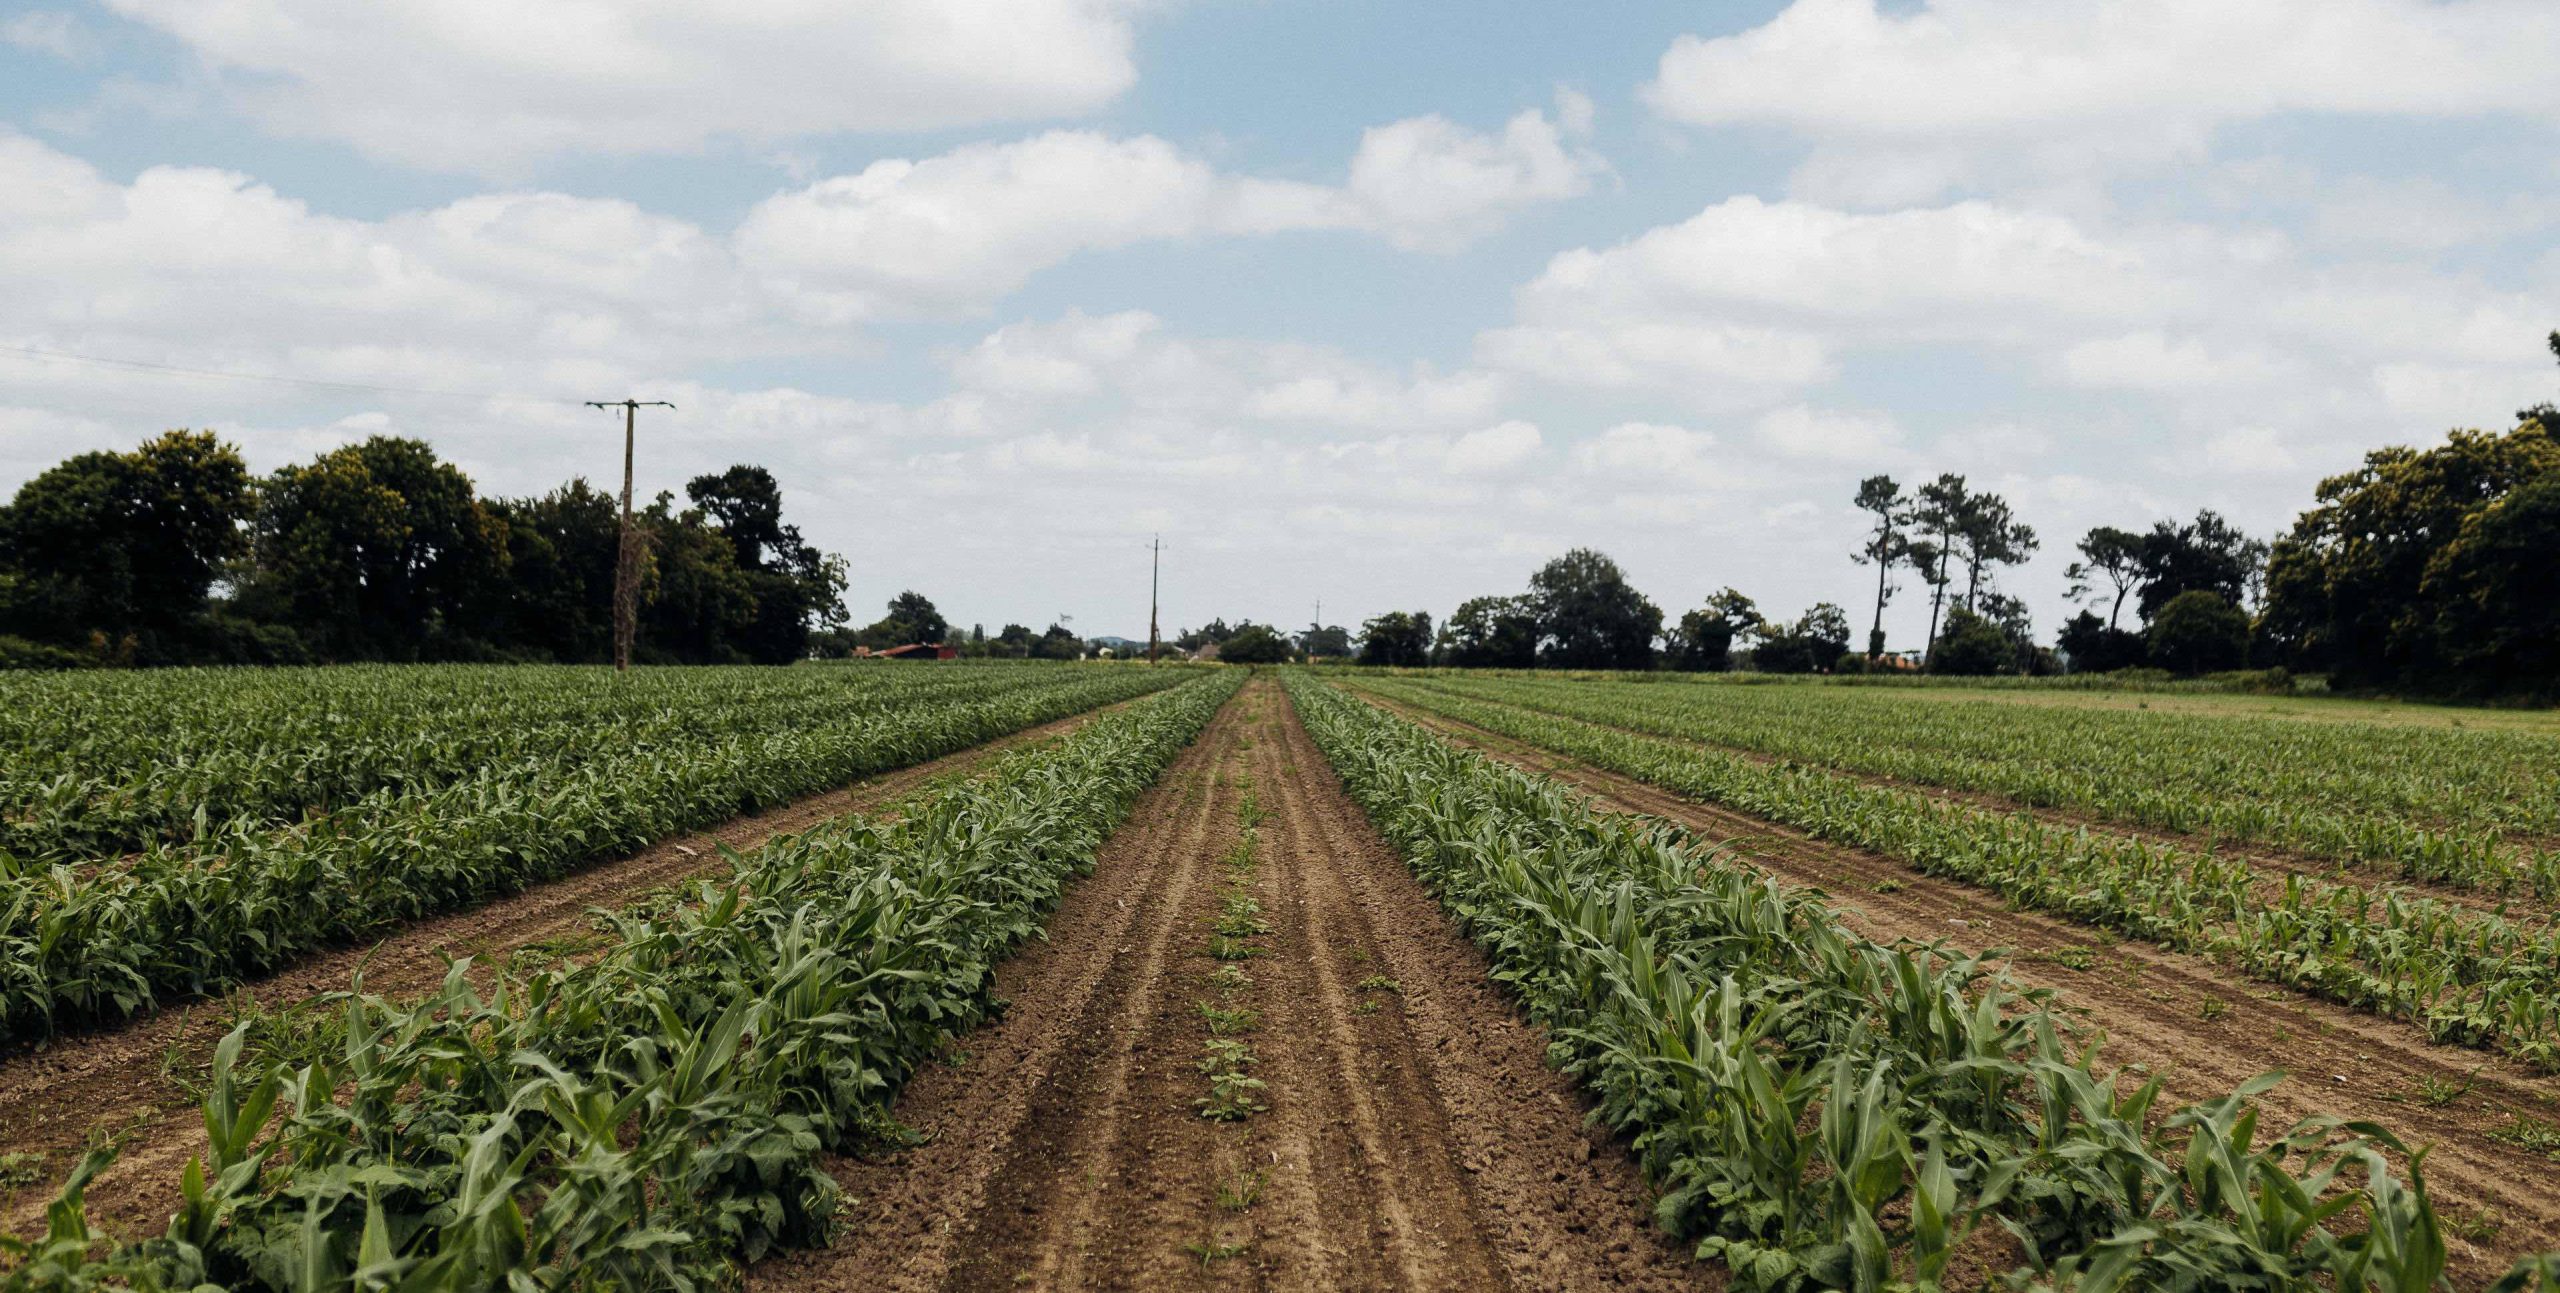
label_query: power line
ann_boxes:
[588,398,676,674]
[0,342,568,407]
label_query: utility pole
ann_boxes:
[1147,534,1163,664]
[586,399,675,674]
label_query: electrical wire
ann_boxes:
[0,342,570,407]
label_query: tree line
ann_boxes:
[1331,331,2557,693]
[0,432,848,667]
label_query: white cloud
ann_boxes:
[1571,421,1730,486]
[2,10,89,59]
[1479,196,2147,397]
[2060,332,2284,390]
[1340,101,1604,251]
[737,132,1347,322]
[1444,420,1543,473]
[738,109,1601,320]
[103,0,1144,174]
[2201,426,2299,474]
[1754,405,1902,461]
[1645,0,2560,200]
[945,309,1508,434]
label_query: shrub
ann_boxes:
[1928,608,2013,675]
[2147,590,2250,676]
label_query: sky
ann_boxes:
[2,0,2556,647]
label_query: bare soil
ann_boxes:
[1424,682,2559,924]
[1353,689,2560,1285]
[0,702,1129,1242]
[755,677,1710,1292]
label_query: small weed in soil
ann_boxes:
[1357,975,1401,994]
[0,1151,42,1190]
[1871,879,1903,894]
[2197,997,2230,1022]
[2444,1205,2505,1242]
[2031,947,2097,971]
[1184,1238,1251,1266]
[1207,936,1259,961]
[2405,1071,2478,1109]
[1216,1168,1266,1211]
[2489,1114,2560,1158]
[1198,1002,1260,1035]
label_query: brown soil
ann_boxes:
[755,677,1710,1293]
[1410,680,2559,925]
[0,702,1132,1242]
[1350,687,2560,1286]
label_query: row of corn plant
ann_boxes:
[1378,671,2560,899]
[1288,674,2560,1293]
[0,665,1187,1043]
[1349,676,2560,1074]
[0,662,1108,866]
[1,670,1243,1292]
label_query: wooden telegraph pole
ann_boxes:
[1147,534,1163,664]
[587,399,675,674]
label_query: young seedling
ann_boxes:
[1198,1038,1254,1074]
[0,1151,42,1191]
[1197,1070,1269,1121]
[2409,1070,2479,1109]
[1356,975,1401,994]
[1198,1002,1260,1036]
[1215,1167,1266,1211]
[1183,1238,1251,1266]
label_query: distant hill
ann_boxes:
[1088,635,1144,651]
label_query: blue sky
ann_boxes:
[3,0,2555,646]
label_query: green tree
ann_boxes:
[861,590,949,648]
[2064,526,2146,630]
[1953,490,2037,613]
[2146,589,2250,675]
[2422,473,2560,687]
[2137,510,2265,621]
[1356,611,1432,667]
[1529,548,1662,670]
[240,436,506,660]
[1297,622,1353,658]
[2057,610,2146,673]
[1929,607,2012,676]
[0,430,251,654]
[485,478,619,662]
[1030,622,1085,660]
[688,466,843,663]
[1753,601,1852,674]
[1435,595,1539,668]
[1850,475,1910,658]
[1666,588,1760,672]
[1910,473,1969,656]
[632,492,757,664]
[1219,622,1291,663]
[2264,422,2560,687]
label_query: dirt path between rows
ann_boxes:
[0,701,1135,1243]
[754,677,1708,1293]
[1347,686,2560,1286]
[1393,681,2560,926]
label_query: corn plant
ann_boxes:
[1288,673,2543,1293]
[11,671,1243,1291]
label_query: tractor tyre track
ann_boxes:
[759,678,1706,1293]
[0,701,1133,1241]
[1349,687,2560,1286]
